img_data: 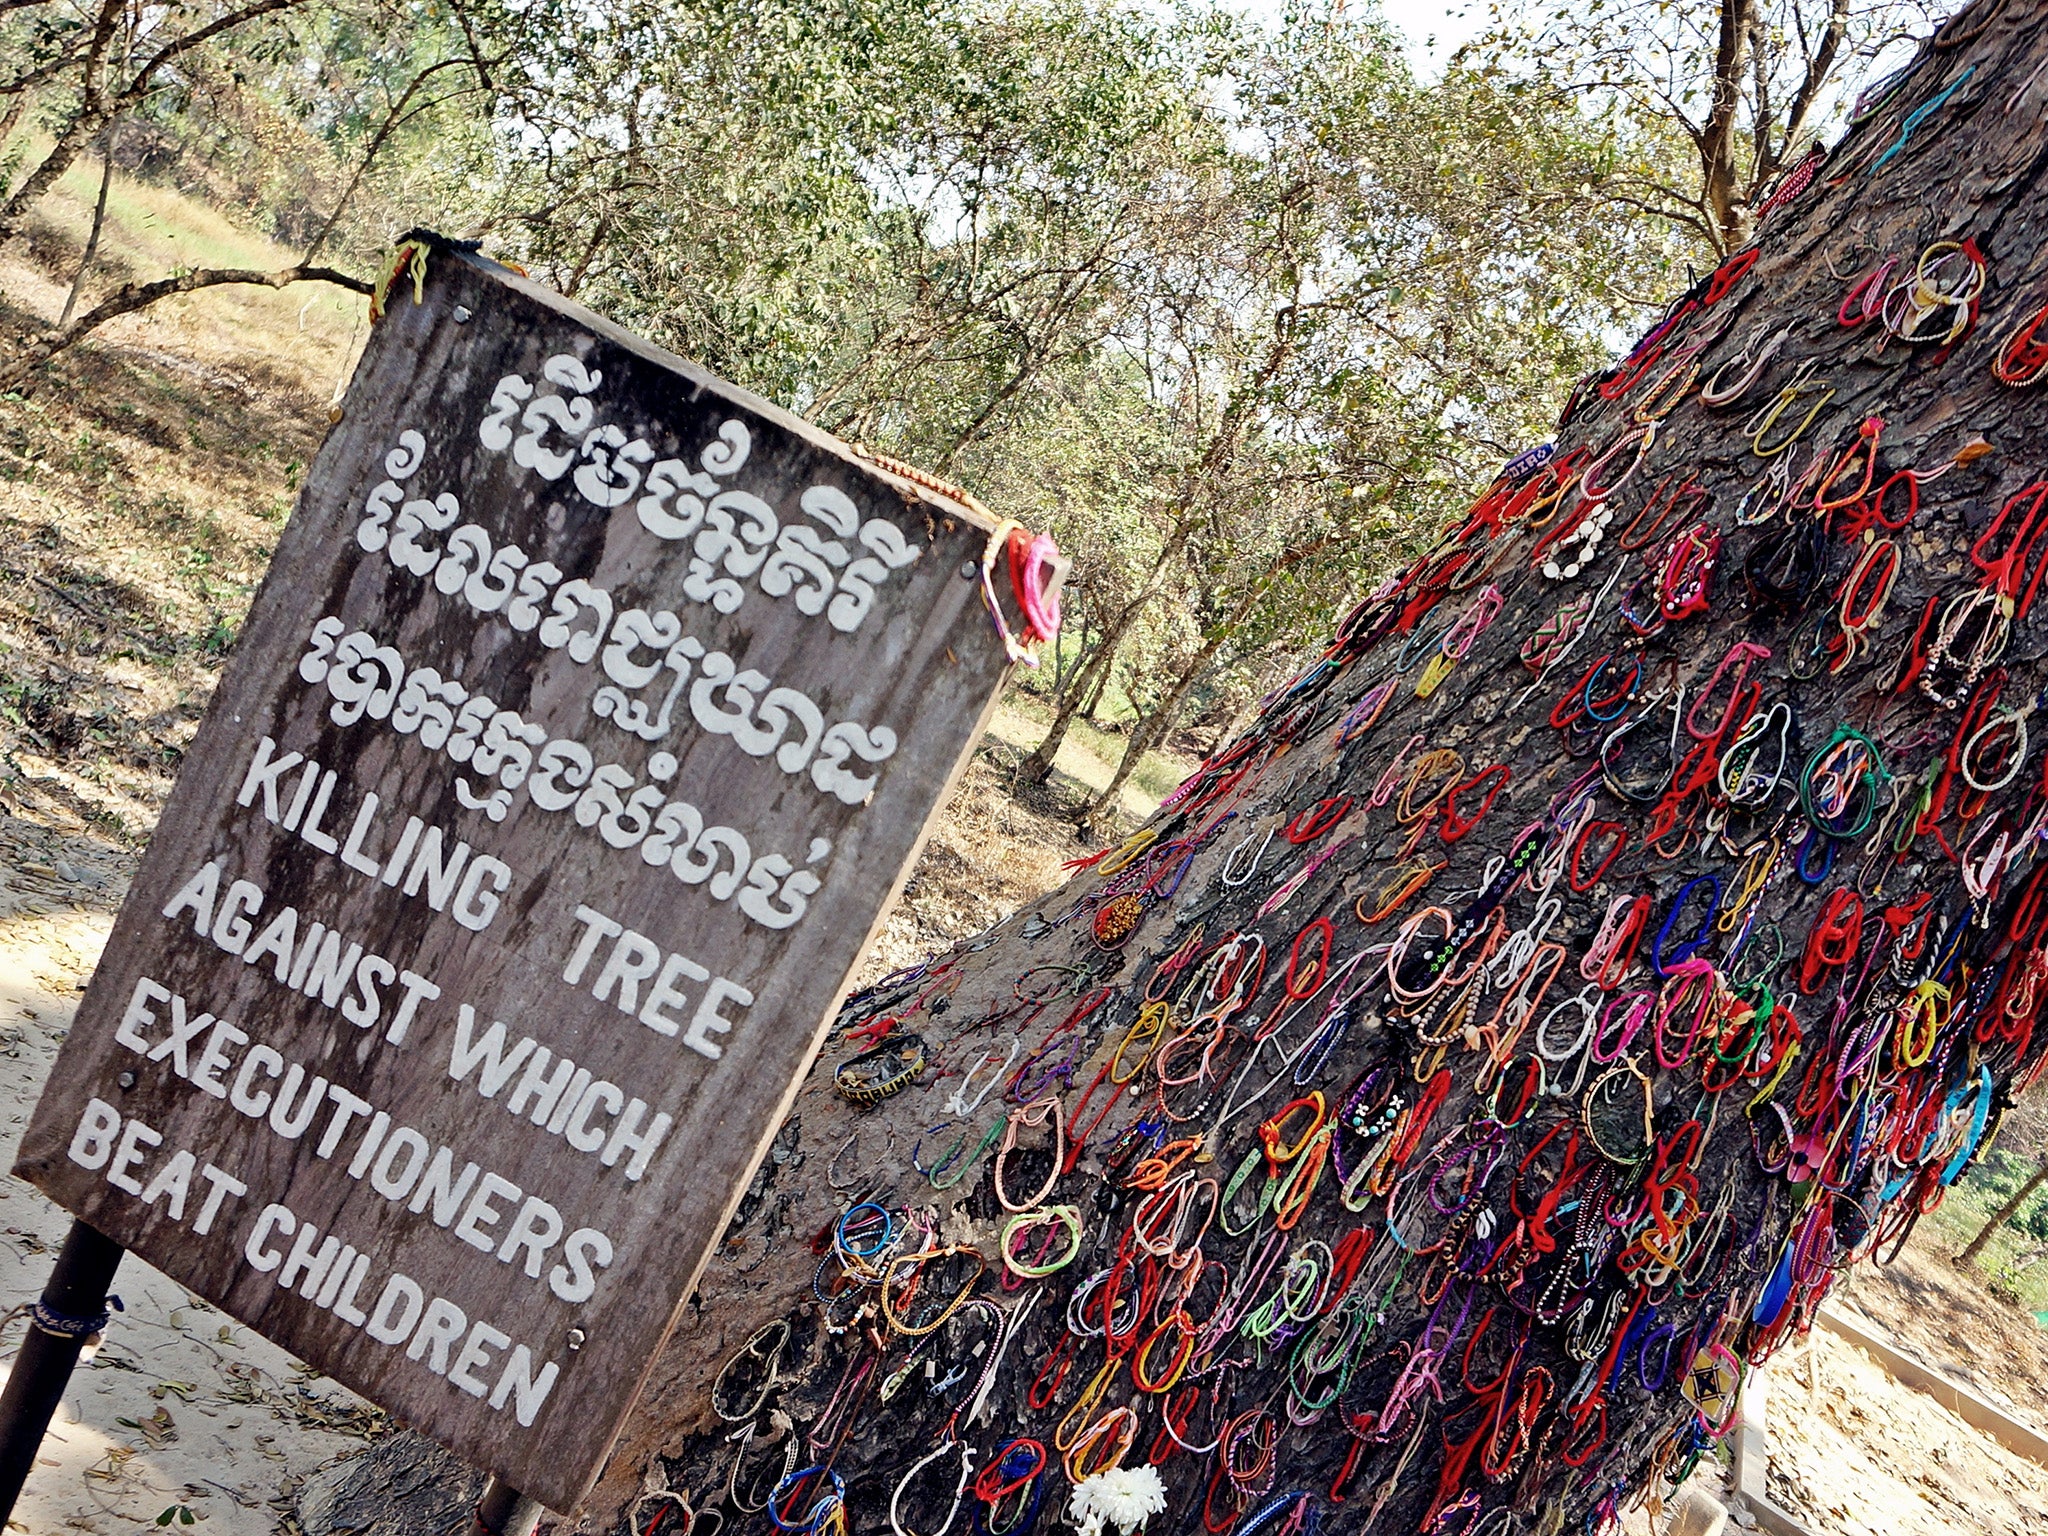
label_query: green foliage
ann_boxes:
[2,0,1725,757]
[1456,0,1939,250]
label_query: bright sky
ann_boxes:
[1372,0,1492,70]
[1231,1,1496,76]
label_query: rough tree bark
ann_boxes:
[345,6,2048,1533]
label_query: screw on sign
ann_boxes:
[471,11,2048,1536]
[2,235,1063,1520]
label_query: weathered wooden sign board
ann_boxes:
[14,241,1048,1511]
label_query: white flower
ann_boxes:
[1067,1465,1168,1536]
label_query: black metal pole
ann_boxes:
[0,1219,123,1525]
[472,1475,546,1535]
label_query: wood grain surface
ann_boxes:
[14,241,1044,1512]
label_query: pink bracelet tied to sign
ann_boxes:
[980,520,1063,665]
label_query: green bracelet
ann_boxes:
[1000,1205,1084,1277]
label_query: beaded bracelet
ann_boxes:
[835,1033,928,1105]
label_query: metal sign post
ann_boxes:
[0,1223,122,1521]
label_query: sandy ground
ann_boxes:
[1831,1240,2048,1424]
[1759,1324,2048,1536]
[0,903,381,1535]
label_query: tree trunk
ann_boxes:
[1699,0,1757,253]
[0,96,26,185]
[1051,591,1073,697]
[1030,515,1209,770]
[0,108,103,245]
[350,9,2048,1534]
[1021,620,1130,784]
[1080,647,1116,721]
[1085,534,1341,825]
[58,122,116,330]
[1018,659,1097,784]
[1084,645,1219,826]
[1957,1159,2048,1267]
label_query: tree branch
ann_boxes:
[303,58,488,262]
[1767,0,1850,198]
[2,265,371,391]
[116,0,309,106]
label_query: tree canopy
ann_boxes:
[2,1,1715,793]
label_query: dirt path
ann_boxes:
[1831,1240,2048,1427]
[0,903,383,1535]
[1761,1324,2048,1536]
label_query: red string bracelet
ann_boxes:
[1570,820,1629,892]
[1838,258,1898,327]
[1283,918,1332,1002]
[1814,417,1883,510]
[1283,795,1353,843]
[1658,524,1721,620]
[1994,294,2048,386]
[1026,1339,1071,1409]
[1703,248,1759,306]
[1893,591,1941,695]
[1800,888,1864,994]
[974,1440,1046,1502]
[1440,765,1511,842]
[1865,467,1921,530]
[1971,481,2048,617]
[1388,1070,1453,1167]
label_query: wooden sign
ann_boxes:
[14,242,1049,1511]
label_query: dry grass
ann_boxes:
[855,755,1082,984]
[988,691,1200,816]
[0,164,367,913]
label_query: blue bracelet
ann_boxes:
[1652,875,1721,975]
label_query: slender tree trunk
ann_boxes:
[1080,647,1116,719]
[0,109,103,246]
[0,0,311,245]
[1700,0,1757,252]
[59,123,117,330]
[1020,619,1130,783]
[0,96,26,185]
[1084,646,1216,825]
[1025,512,1207,774]
[1958,1160,2048,1267]
[1085,534,1340,822]
[1050,593,1071,697]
